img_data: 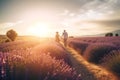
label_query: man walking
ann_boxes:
[62,30,68,47]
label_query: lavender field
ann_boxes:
[1,0,120,80]
[68,36,120,78]
[0,36,120,80]
[0,38,81,80]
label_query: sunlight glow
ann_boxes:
[28,22,50,37]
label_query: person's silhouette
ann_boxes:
[55,32,60,43]
[62,30,68,47]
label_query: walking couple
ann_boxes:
[55,30,68,47]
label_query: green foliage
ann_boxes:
[105,33,113,37]
[6,29,17,41]
[115,33,119,36]
[101,50,120,76]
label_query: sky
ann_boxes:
[0,0,120,37]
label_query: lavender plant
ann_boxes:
[101,50,120,77]
[0,41,82,80]
[83,43,118,64]
[32,42,71,65]
[5,50,81,80]
[68,41,89,55]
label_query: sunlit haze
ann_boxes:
[27,22,51,37]
[0,0,120,37]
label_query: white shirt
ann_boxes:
[62,31,68,39]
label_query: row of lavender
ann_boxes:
[68,37,120,77]
[0,40,81,80]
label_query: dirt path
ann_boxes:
[65,47,117,80]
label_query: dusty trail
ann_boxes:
[65,47,117,80]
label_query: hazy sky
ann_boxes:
[0,0,120,37]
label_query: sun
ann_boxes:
[28,22,50,37]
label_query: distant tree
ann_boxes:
[115,33,119,36]
[6,29,17,41]
[105,33,113,37]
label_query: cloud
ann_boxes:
[0,20,23,28]
[91,19,120,31]
[0,0,120,36]
[58,0,120,25]
[0,20,23,34]
[77,0,120,19]
[77,19,120,32]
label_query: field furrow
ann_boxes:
[65,47,117,80]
